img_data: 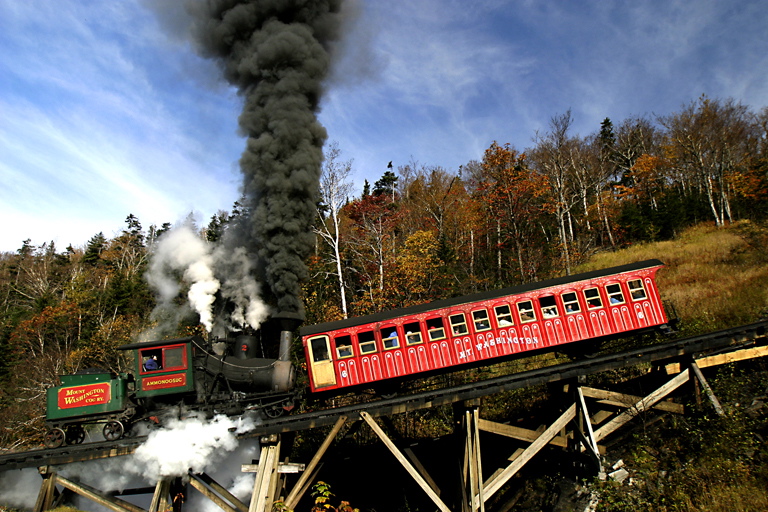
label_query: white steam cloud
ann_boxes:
[146,225,219,332]
[129,411,256,481]
[0,412,262,511]
[144,225,271,337]
[213,245,271,332]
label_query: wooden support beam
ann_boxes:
[380,415,441,497]
[403,446,441,497]
[191,472,249,512]
[188,474,240,512]
[665,345,768,374]
[148,478,170,512]
[576,387,601,461]
[54,474,145,512]
[283,415,347,510]
[360,411,451,512]
[590,410,613,425]
[482,404,577,501]
[593,370,690,443]
[580,387,684,414]
[478,419,568,448]
[241,462,305,474]
[690,362,725,415]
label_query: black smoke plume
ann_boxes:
[192,0,345,317]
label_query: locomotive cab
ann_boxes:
[119,338,197,401]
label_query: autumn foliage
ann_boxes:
[2,96,768,450]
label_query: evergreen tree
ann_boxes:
[373,170,398,200]
[83,233,107,266]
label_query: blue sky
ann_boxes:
[1,0,767,253]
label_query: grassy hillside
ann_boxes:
[579,221,768,335]
[539,221,768,511]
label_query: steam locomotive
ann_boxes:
[43,314,301,448]
[44,259,673,448]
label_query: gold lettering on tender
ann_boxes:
[59,384,109,408]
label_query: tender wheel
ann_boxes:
[45,428,66,449]
[103,421,124,441]
[65,425,85,445]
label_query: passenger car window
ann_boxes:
[517,301,536,322]
[382,327,400,349]
[472,310,491,331]
[494,304,514,326]
[449,313,469,336]
[426,318,446,341]
[628,279,647,300]
[606,283,625,304]
[561,292,581,313]
[404,321,423,345]
[335,335,353,358]
[539,296,559,318]
[584,288,603,309]
[358,331,377,354]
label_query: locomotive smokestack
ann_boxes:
[191,0,347,316]
[273,311,304,361]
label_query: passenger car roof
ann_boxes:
[300,259,664,336]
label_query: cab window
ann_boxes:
[449,313,469,336]
[517,301,536,323]
[335,334,353,359]
[606,283,625,304]
[472,309,491,332]
[426,318,446,341]
[358,331,377,354]
[140,348,163,372]
[382,326,400,349]
[628,279,647,300]
[494,304,514,327]
[163,346,185,370]
[562,292,581,314]
[584,288,603,309]
[140,345,187,373]
[404,321,423,345]
[539,296,559,318]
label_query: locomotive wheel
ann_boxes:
[65,425,85,445]
[45,428,66,449]
[264,406,284,419]
[103,421,124,441]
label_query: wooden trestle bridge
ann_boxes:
[2,319,767,512]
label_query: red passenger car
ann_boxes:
[301,259,670,394]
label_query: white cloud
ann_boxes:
[1,0,767,251]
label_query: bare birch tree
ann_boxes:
[314,142,353,318]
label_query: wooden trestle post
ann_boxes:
[33,467,57,512]
[248,435,282,512]
[463,406,485,512]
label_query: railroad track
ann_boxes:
[2,318,766,471]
